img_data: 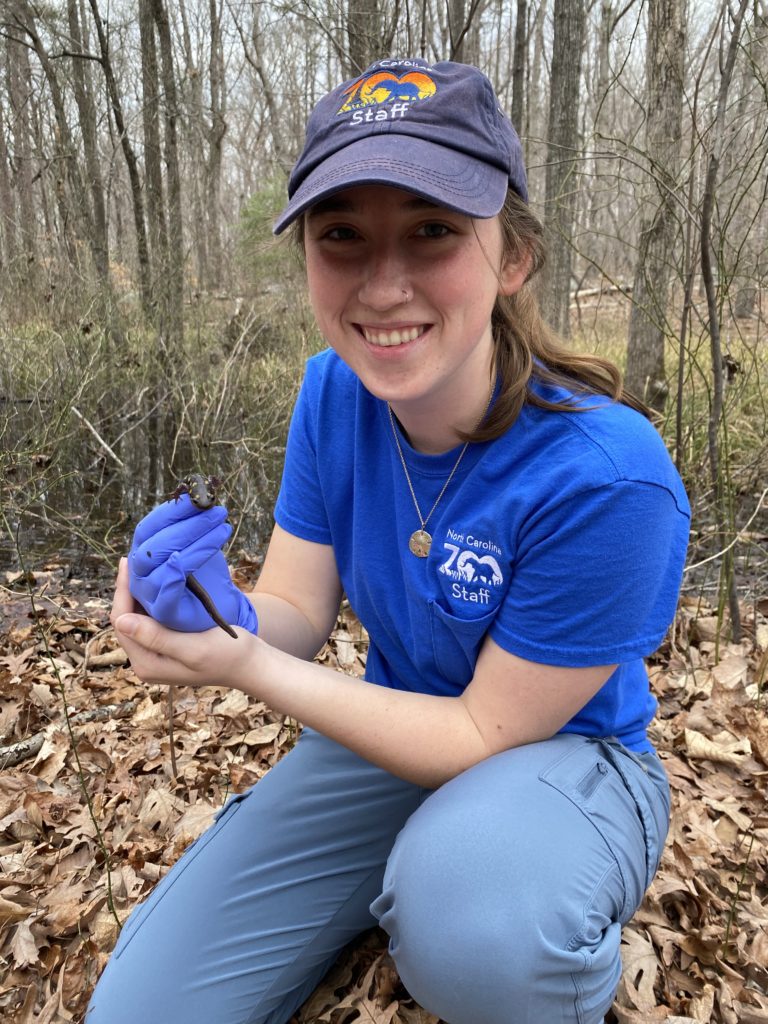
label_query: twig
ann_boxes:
[70,406,125,467]
[685,488,767,573]
[168,686,179,779]
[721,829,755,961]
[0,699,138,769]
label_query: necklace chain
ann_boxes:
[387,379,495,557]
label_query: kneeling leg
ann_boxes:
[372,735,669,1024]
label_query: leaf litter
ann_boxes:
[0,570,766,1024]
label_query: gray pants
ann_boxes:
[86,728,669,1024]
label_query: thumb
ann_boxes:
[115,610,143,634]
[115,612,155,642]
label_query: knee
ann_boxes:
[390,902,550,1020]
[372,795,624,1024]
[381,880,622,1024]
[378,867,572,1023]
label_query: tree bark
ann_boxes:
[0,100,16,272]
[88,0,153,316]
[67,0,110,289]
[542,0,587,337]
[625,0,686,411]
[448,0,467,60]
[239,6,292,173]
[346,0,380,75]
[4,30,37,276]
[700,0,751,643]
[206,0,227,289]
[138,0,167,314]
[150,0,185,348]
[176,0,208,290]
[510,0,527,136]
[13,1,95,278]
[723,28,764,320]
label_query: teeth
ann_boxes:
[363,326,423,347]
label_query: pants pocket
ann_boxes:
[114,789,251,957]
[539,736,660,922]
[595,738,671,890]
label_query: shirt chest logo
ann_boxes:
[438,528,504,605]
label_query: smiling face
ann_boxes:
[303,185,528,452]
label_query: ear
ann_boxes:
[499,250,533,297]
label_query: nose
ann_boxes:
[357,248,411,311]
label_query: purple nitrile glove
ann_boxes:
[127,493,258,635]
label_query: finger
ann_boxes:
[111,558,139,623]
[167,522,232,575]
[115,614,218,688]
[113,613,179,679]
[115,613,202,665]
[133,493,226,547]
[130,507,230,577]
[132,493,198,545]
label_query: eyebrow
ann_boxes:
[307,195,441,217]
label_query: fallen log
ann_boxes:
[0,699,139,769]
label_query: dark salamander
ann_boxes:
[170,473,238,639]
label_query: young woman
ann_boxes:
[87,58,690,1024]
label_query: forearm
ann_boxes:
[235,640,492,788]
[246,592,335,662]
[113,563,607,788]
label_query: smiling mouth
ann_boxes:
[360,325,428,347]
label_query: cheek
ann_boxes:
[431,244,502,314]
[305,262,339,324]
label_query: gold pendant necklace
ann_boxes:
[388,380,495,558]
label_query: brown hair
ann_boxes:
[464,189,649,444]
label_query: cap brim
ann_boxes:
[273,135,509,234]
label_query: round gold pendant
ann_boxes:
[409,529,432,558]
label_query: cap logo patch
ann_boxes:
[337,71,436,116]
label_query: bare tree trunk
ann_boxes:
[724,29,764,320]
[176,0,208,291]
[67,0,110,290]
[88,0,152,316]
[235,7,292,172]
[206,0,227,289]
[346,0,380,75]
[151,0,185,348]
[13,0,97,284]
[4,31,37,275]
[625,0,686,411]
[448,0,467,60]
[525,0,547,198]
[700,0,751,643]
[510,0,527,136]
[542,0,586,337]
[0,101,16,272]
[138,0,167,315]
[585,1,615,279]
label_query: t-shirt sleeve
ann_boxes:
[273,368,333,545]
[490,479,690,666]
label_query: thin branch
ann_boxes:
[685,488,768,572]
[71,406,125,467]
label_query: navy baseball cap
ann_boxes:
[273,57,527,234]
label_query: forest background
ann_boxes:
[0,0,766,1022]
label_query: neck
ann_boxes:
[390,373,496,455]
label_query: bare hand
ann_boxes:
[111,558,257,690]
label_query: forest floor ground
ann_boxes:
[0,557,766,1024]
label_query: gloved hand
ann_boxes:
[127,494,258,635]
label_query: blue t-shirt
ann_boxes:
[275,349,690,752]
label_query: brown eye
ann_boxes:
[417,222,451,238]
[324,226,359,241]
